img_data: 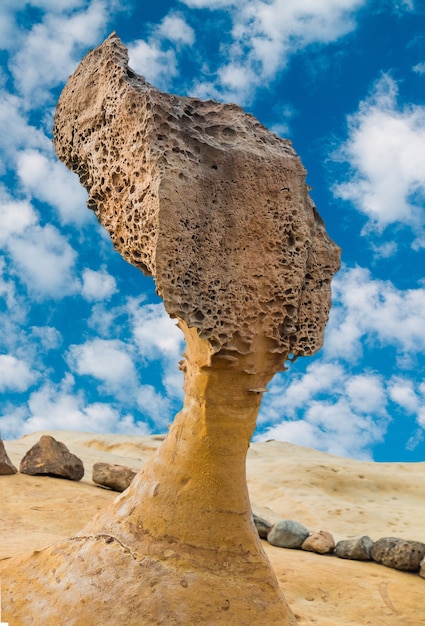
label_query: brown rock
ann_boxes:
[370,537,425,572]
[1,33,339,626]
[20,435,84,481]
[0,439,17,475]
[302,530,335,554]
[92,462,137,492]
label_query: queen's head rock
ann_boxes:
[53,32,339,373]
[1,33,340,626]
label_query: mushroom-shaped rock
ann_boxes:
[1,34,340,626]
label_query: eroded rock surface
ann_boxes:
[1,33,340,626]
[53,32,340,368]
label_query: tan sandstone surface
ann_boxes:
[1,430,424,625]
[16,31,342,625]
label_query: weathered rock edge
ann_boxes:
[2,33,340,625]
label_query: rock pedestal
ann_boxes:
[1,33,340,625]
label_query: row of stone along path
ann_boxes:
[1,435,424,579]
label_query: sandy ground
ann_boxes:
[1,430,424,625]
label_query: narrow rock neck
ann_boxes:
[88,321,284,554]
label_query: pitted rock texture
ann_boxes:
[53,33,340,366]
[370,537,425,572]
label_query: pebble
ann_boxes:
[302,530,335,554]
[334,536,373,561]
[267,520,309,548]
[370,537,425,571]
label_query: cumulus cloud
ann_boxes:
[333,74,425,246]
[17,149,89,225]
[81,267,117,301]
[185,0,367,102]
[1,373,150,438]
[324,265,425,365]
[128,12,195,88]
[257,364,389,460]
[0,354,36,392]
[67,338,137,390]
[128,300,183,361]
[10,1,112,106]
[158,12,195,45]
[7,223,79,298]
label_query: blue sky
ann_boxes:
[1,0,425,462]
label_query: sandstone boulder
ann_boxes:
[267,520,310,548]
[301,530,335,554]
[370,537,425,572]
[20,435,84,481]
[0,439,17,475]
[335,536,374,561]
[92,462,137,492]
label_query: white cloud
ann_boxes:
[128,40,178,88]
[412,61,425,75]
[81,267,117,302]
[0,354,36,392]
[136,384,173,428]
[0,92,49,173]
[7,223,78,298]
[67,339,137,388]
[22,375,149,436]
[345,374,386,414]
[10,1,111,106]
[128,301,183,360]
[333,74,425,245]
[159,13,195,45]
[185,0,367,102]
[0,195,37,243]
[389,377,420,413]
[17,149,89,225]
[325,265,425,363]
[258,399,386,460]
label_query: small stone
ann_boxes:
[419,556,425,579]
[370,537,425,572]
[302,530,335,554]
[20,435,84,481]
[267,520,310,548]
[92,462,137,492]
[252,513,272,539]
[0,439,17,475]
[334,536,374,561]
